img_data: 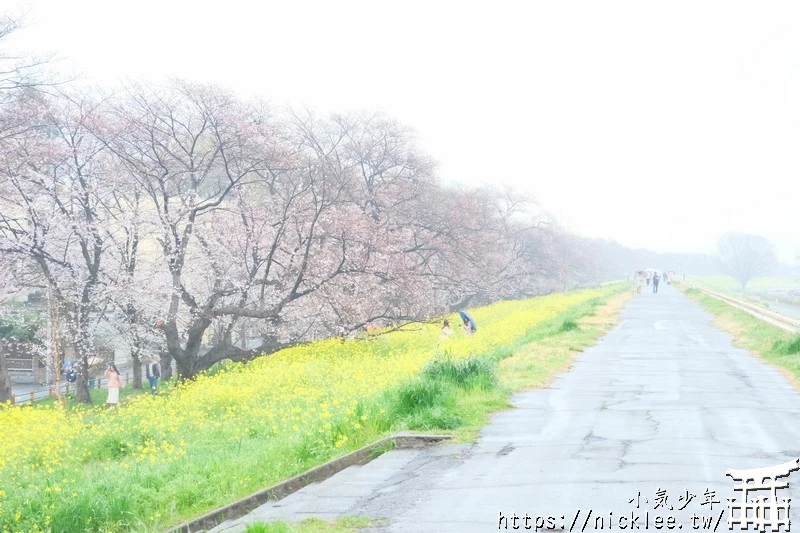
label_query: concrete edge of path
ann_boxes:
[165,432,453,533]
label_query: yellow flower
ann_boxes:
[0,284,619,533]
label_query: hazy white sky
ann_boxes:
[6,0,800,264]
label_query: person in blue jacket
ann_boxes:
[459,310,477,336]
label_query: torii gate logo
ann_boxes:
[726,458,799,532]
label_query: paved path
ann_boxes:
[213,284,800,532]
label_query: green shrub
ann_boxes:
[422,357,496,389]
[394,378,448,416]
[774,334,800,355]
[788,335,800,354]
[560,319,579,332]
[405,405,464,430]
[90,435,131,461]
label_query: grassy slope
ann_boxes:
[498,290,631,392]
[0,284,633,533]
[680,286,800,386]
[245,288,633,533]
[35,379,158,409]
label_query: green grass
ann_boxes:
[32,378,169,409]
[560,319,579,332]
[243,517,373,533]
[368,439,396,460]
[681,286,800,385]
[422,356,497,389]
[686,275,800,293]
[497,291,629,393]
[379,288,631,443]
[332,287,632,446]
[775,334,800,356]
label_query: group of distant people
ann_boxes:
[440,310,477,340]
[62,354,162,408]
[634,271,670,294]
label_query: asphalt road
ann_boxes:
[213,284,800,533]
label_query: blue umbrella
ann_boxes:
[458,310,477,332]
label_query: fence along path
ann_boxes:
[678,280,800,333]
[7,360,172,405]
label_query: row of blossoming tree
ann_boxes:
[0,16,602,403]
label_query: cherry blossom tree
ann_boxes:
[0,71,616,393]
[0,88,133,402]
[96,81,290,378]
[99,84,527,378]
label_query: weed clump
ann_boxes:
[560,319,579,332]
[422,357,496,389]
[774,334,800,355]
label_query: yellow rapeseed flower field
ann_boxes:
[0,285,619,532]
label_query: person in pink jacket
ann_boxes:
[105,363,123,408]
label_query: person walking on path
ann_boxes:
[653,272,660,293]
[105,363,123,408]
[145,355,161,394]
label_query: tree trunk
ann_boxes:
[75,352,91,404]
[174,351,199,380]
[159,348,173,382]
[131,353,142,389]
[167,318,290,380]
[63,304,92,404]
[168,316,210,380]
[0,343,12,404]
[125,306,144,389]
[130,337,143,389]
